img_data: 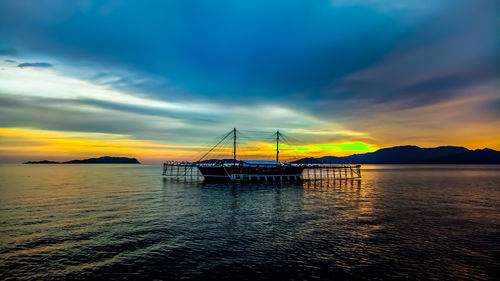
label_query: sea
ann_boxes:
[0,164,499,280]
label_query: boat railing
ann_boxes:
[162,161,361,181]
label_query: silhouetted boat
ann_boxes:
[162,128,361,182]
[197,160,305,181]
[196,129,304,181]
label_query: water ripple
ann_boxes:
[0,164,499,280]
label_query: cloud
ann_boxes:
[0,61,367,147]
[17,62,53,68]
[4,59,16,63]
[0,127,378,163]
[311,0,499,119]
[0,0,498,159]
[332,83,500,149]
[0,0,450,99]
[0,127,202,163]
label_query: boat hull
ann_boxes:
[198,165,305,181]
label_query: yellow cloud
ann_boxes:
[0,128,200,162]
[0,127,380,163]
[250,141,378,159]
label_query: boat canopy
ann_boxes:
[241,160,281,166]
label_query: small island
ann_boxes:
[24,156,140,164]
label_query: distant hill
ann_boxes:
[24,160,59,164]
[292,146,500,164]
[24,156,140,164]
[422,148,500,164]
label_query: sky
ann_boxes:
[0,0,499,163]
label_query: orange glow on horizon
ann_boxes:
[0,127,384,163]
[0,128,200,163]
[2,127,497,164]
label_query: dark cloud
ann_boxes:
[307,0,499,119]
[17,62,53,68]
[0,94,191,142]
[0,1,444,98]
[4,59,16,63]
[0,0,498,144]
[78,99,222,124]
[489,99,500,116]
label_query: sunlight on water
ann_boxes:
[0,164,499,280]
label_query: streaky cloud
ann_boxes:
[0,0,498,158]
[18,62,53,68]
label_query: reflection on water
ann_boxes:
[0,164,499,280]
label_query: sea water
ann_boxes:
[0,164,499,280]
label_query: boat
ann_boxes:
[197,160,305,181]
[161,128,362,182]
[197,128,305,181]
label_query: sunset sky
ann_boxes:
[0,0,499,163]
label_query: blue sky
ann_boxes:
[0,0,498,162]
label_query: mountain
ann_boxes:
[24,156,140,164]
[292,146,500,164]
[423,148,500,164]
[64,156,140,164]
[23,160,59,164]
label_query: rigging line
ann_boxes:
[206,144,229,159]
[282,132,308,144]
[237,145,268,152]
[237,133,276,142]
[283,135,307,146]
[218,136,236,154]
[238,129,276,134]
[279,134,303,160]
[237,133,272,139]
[238,143,268,149]
[235,133,267,139]
[280,134,296,145]
[236,137,269,144]
[190,130,237,161]
[198,134,233,159]
[207,136,234,159]
[235,138,275,146]
[281,135,302,157]
[235,131,263,142]
[197,129,233,162]
[237,140,273,148]
[239,137,276,142]
[217,141,235,156]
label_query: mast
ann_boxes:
[276,129,280,162]
[233,128,236,163]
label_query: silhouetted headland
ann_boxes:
[293,146,500,164]
[24,156,140,164]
